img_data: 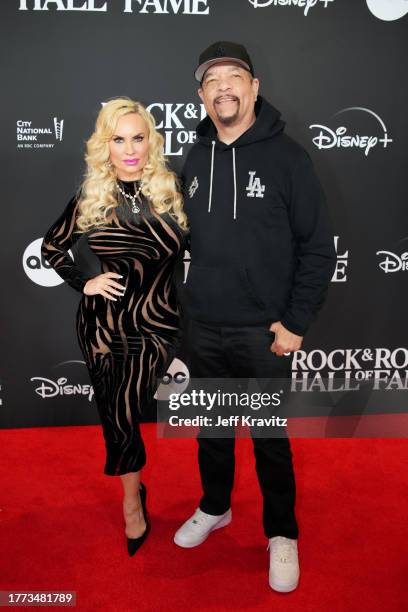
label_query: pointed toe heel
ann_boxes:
[126,482,150,557]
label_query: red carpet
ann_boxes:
[1,425,407,611]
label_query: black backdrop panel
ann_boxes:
[1,0,407,427]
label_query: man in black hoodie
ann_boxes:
[173,42,337,593]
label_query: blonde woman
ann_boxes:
[41,98,187,556]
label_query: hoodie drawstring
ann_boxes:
[232,147,237,220]
[208,140,216,213]
[207,141,237,219]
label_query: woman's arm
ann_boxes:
[41,192,92,293]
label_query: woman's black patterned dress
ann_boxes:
[41,180,186,475]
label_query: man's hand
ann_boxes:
[269,321,303,356]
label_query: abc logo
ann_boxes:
[23,238,73,287]
[155,358,190,400]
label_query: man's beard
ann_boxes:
[214,97,240,126]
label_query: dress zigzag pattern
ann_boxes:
[41,180,186,475]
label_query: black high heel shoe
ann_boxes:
[126,482,150,557]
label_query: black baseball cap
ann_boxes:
[195,41,254,83]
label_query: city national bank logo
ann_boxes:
[366,0,408,21]
[16,117,64,150]
[292,347,408,391]
[31,360,94,402]
[23,238,73,286]
[247,0,334,17]
[147,102,206,156]
[310,107,392,156]
[18,0,210,14]
[376,247,408,273]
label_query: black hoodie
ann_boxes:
[181,95,337,336]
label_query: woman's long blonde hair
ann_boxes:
[76,97,187,232]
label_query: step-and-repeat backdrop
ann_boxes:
[1,0,407,428]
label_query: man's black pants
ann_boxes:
[189,319,299,540]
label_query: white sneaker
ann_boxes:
[268,536,300,592]
[174,508,232,548]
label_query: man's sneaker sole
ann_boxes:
[174,511,232,548]
[269,577,299,593]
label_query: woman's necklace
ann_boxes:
[117,181,142,213]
